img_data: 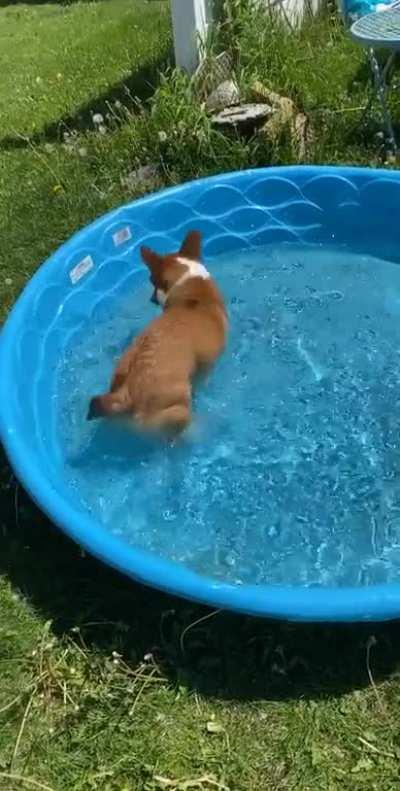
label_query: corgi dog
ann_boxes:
[87,231,227,436]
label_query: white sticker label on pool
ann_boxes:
[113,227,132,247]
[69,255,94,285]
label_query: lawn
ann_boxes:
[0,0,170,139]
[1,2,400,790]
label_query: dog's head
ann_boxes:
[140,230,204,307]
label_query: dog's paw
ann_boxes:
[181,417,205,444]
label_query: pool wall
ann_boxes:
[2,166,400,621]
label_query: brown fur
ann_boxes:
[87,231,227,436]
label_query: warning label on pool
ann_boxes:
[69,255,94,285]
[113,226,132,247]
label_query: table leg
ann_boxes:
[368,47,397,152]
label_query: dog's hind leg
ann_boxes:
[142,403,191,437]
[87,388,131,421]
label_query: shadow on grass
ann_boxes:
[0,49,171,151]
[1,443,399,703]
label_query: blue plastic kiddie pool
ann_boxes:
[2,165,400,622]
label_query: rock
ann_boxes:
[120,163,159,191]
[262,97,296,143]
[294,112,314,162]
[252,80,298,124]
[194,51,233,99]
[251,80,314,161]
[251,80,280,104]
[211,103,272,133]
[205,79,240,112]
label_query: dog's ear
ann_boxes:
[140,246,163,272]
[180,230,201,260]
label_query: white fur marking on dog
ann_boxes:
[172,257,210,292]
[156,288,167,306]
[154,258,211,307]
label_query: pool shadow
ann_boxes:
[66,420,165,471]
[1,442,400,702]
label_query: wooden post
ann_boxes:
[170,0,211,75]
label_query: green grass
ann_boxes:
[2,497,400,791]
[0,0,170,139]
[1,2,400,790]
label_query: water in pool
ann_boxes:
[56,243,400,587]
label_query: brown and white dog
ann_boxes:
[87,231,227,436]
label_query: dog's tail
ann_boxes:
[87,391,130,421]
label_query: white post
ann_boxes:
[170,0,211,75]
